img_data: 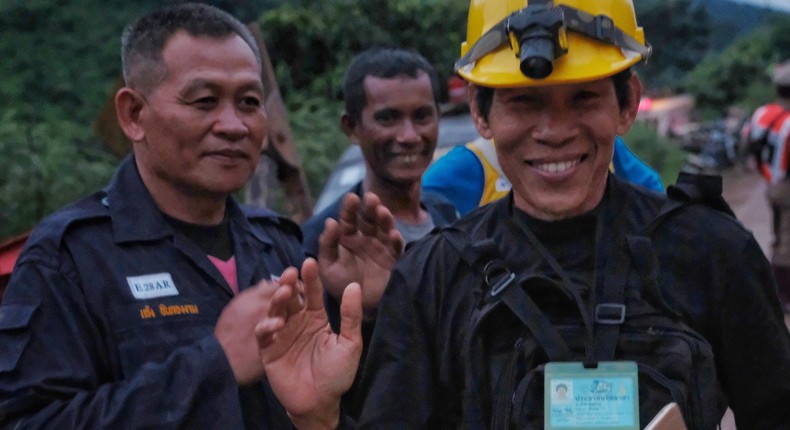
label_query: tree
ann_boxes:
[685,13,790,118]
[0,111,116,238]
[635,0,711,93]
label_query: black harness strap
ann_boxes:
[591,184,632,363]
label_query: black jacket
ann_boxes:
[0,156,304,429]
[355,174,790,429]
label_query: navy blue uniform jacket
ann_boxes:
[0,156,304,429]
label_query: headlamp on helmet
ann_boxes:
[456,0,651,81]
[507,4,568,79]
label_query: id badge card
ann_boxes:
[545,361,639,430]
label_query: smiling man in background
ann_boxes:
[300,47,457,419]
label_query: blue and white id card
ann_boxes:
[544,361,639,430]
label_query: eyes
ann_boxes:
[186,92,263,112]
[508,90,601,109]
[373,106,436,126]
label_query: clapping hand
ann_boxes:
[318,192,403,315]
[255,258,363,430]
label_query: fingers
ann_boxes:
[358,192,384,236]
[389,229,405,258]
[268,282,297,321]
[318,218,340,263]
[338,193,361,236]
[253,282,294,351]
[254,317,285,349]
[278,266,300,289]
[338,282,363,346]
[335,191,399,242]
[300,258,325,311]
[276,266,304,316]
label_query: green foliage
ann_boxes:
[261,0,467,99]
[0,0,158,125]
[0,0,160,238]
[0,0,787,239]
[635,0,711,93]
[0,111,116,238]
[684,13,790,119]
[624,122,687,186]
[285,95,349,196]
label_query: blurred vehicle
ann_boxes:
[679,108,750,174]
[312,112,480,214]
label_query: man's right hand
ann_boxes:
[318,192,403,315]
[256,258,363,430]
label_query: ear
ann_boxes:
[616,74,643,136]
[468,84,494,139]
[115,87,147,142]
[340,112,360,144]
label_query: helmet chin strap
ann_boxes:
[455,3,652,77]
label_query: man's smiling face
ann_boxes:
[470,75,639,220]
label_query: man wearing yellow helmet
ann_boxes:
[255,1,790,428]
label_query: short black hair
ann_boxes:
[777,85,790,99]
[121,2,260,93]
[474,68,634,120]
[341,47,441,123]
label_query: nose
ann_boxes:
[213,103,248,140]
[397,119,422,146]
[531,108,577,147]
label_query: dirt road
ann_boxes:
[720,167,772,256]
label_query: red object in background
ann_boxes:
[448,75,468,106]
[638,97,653,112]
[0,232,29,301]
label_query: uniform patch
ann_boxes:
[126,273,179,299]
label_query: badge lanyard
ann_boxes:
[505,197,640,430]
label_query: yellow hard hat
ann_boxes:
[456,0,651,87]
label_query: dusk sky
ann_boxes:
[729,0,790,13]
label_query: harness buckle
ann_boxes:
[595,303,626,324]
[484,260,516,296]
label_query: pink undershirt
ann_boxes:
[207,255,238,294]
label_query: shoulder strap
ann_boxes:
[443,231,574,362]
[648,172,734,234]
[590,184,642,362]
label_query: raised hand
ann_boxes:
[214,278,283,384]
[318,192,403,314]
[256,258,363,430]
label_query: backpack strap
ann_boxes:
[649,173,735,234]
[500,212,600,366]
[443,234,575,362]
[591,184,639,363]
